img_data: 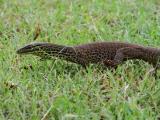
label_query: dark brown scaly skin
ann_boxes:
[17,42,160,76]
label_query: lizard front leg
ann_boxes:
[103,59,118,68]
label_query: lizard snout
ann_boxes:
[16,45,34,54]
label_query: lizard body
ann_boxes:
[16,42,160,70]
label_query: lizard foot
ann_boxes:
[103,59,118,68]
[148,68,159,79]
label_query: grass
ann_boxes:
[0,0,160,119]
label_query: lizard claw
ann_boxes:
[148,68,159,79]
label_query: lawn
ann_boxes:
[0,0,160,119]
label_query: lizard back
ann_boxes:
[74,42,144,64]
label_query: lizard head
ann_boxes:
[16,42,66,58]
[16,42,49,54]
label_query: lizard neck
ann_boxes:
[34,45,79,63]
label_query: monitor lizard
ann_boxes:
[16,42,160,76]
